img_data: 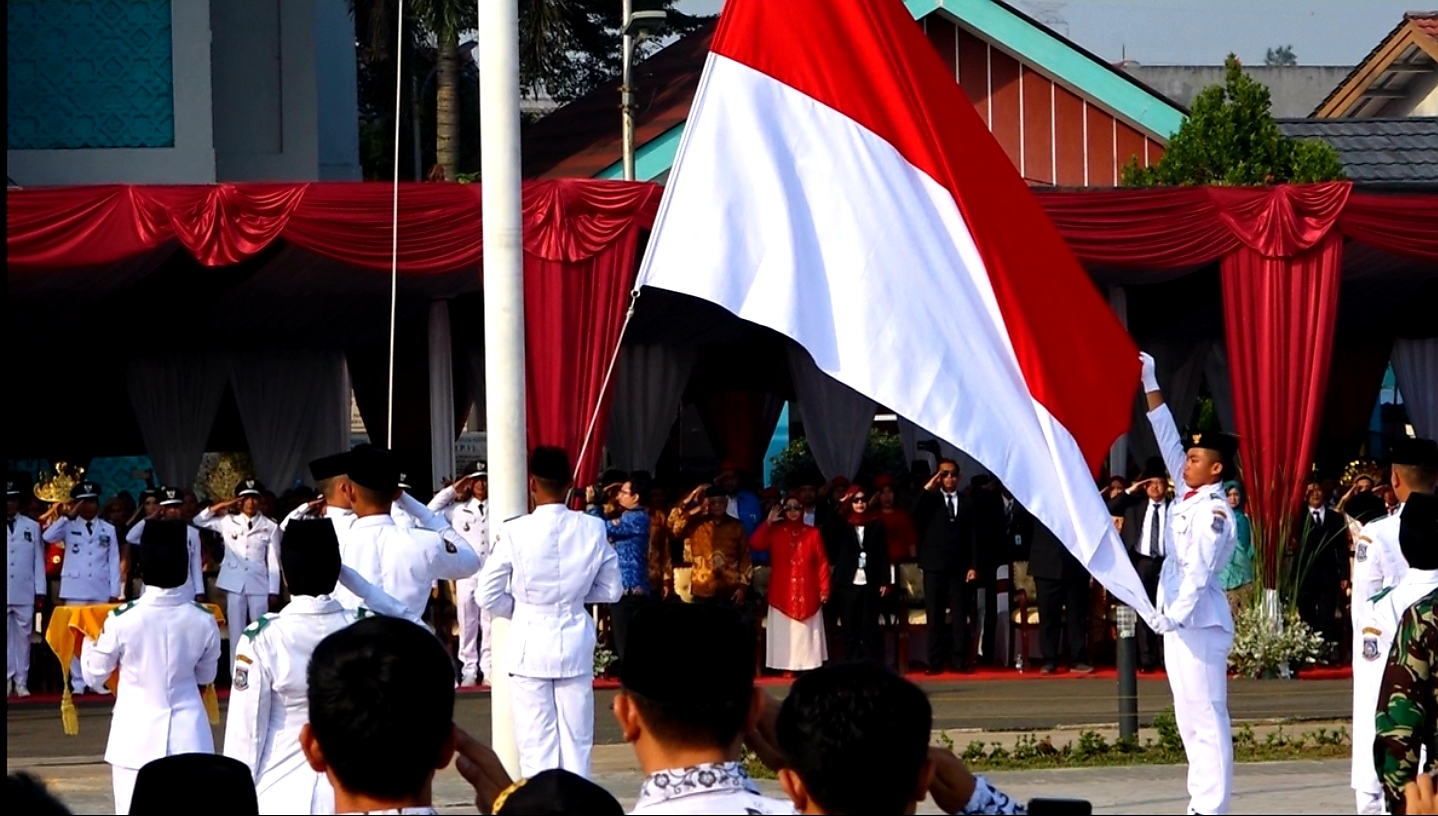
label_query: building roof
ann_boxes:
[1278,118,1438,184]
[1122,65,1354,119]
[1314,12,1438,118]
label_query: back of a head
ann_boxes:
[1400,492,1438,570]
[1346,491,1387,525]
[777,662,933,814]
[139,519,190,589]
[308,616,456,801]
[130,754,258,814]
[8,773,71,816]
[347,444,399,507]
[281,519,342,597]
[619,604,755,749]
[530,447,572,497]
[494,769,624,816]
[1391,438,1438,497]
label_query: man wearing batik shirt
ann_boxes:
[668,486,751,609]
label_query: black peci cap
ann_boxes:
[309,452,351,483]
[1391,438,1438,468]
[347,444,399,495]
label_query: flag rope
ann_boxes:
[572,289,642,484]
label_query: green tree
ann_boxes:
[1264,45,1297,66]
[1122,55,1346,187]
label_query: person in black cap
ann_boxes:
[129,753,257,815]
[329,444,479,623]
[124,486,205,602]
[1139,351,1240,814]
[615,602,786,814]
[428,460,491,687]
[1108,456,1172,672]
[8,474,46,697]
[82,520,222,814]
[477,446,620,778]
[281,451,355,534]
[194,478,282,673]
[223,519,366,814]
[492,768,624,815]
[42,480,122,695]
[1352,438,1437,813]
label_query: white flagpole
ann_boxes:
[478,0,525,776]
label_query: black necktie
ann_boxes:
[86,521,93,535]
[946,494,956,521]
[1312,510,1321,527]
[248,519,254,531]
[1148,503,1161,557]
[7,519,13,534]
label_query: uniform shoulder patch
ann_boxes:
[1370,586,1396,605]
[242,614,276,640]
[1210,513,1226,534]
[110,600,138,617]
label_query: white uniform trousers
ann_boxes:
[225,592,269,674]
[509,674,594,779]
[113,765,139,814]
[455,578,492,681]
[1352,625,1387,814]
[1165,625,1234,815]
[7,605,34,689]
[63,597,109,693]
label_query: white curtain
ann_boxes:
[429,301,456,491]
[787,344,875,481]
[1393,338,1438,439]
[606,344,697,473]
[126,354,231,488]
[229,351,350,491]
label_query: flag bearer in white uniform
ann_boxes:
[126,486,205,600]
[477,446,622,778]
[331,444,480,624]
[8,476,46,697]
[1352,438,1436,814]
[429,461,490,686]
[43,480,121,694]
[281,453,358,535]
[1140,352,1240,815]
[195,478,282,674]
[224,518,365,815]
[82,520,222,814]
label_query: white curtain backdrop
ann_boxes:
[606,344,697,472]
[126,354,231,488]
[1393,338,1438,440]
[229,350,350,491]
[429,301,456,491]
[787,344,875,481]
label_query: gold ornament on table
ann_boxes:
[34,461,85,504]
[1342,458,1381,488]
[199,452,255,503]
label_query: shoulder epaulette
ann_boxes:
[241,613,276,640]
[111,600,138,617]
[1370,586,1396,605]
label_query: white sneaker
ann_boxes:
[460,672,478,687]
[15,685,30,698]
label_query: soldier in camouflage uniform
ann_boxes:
[1373,494,1438,815]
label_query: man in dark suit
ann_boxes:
[1107,457,1170,672]
[968,475,1008,665]
[1028,521,1093,674]
[1297,480,1348,649]
[912,459,977,674]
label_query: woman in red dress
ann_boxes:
[751,496,831,671]
[874,475,917,564]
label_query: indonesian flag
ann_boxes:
[637,0,1158,620]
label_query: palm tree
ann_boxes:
[410,0,476,180]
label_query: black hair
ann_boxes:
[627,689,752,750]
[349,481,393,508]
[7,773,70,816]
[307,617,456,801]
[627,475,652,501]
[1394,463,1438,493]
[776,663,932,814]
[530,447,572,494]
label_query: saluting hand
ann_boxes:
[454,726,513,814]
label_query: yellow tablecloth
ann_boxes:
[44,602,225,735]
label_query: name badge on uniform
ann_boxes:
[24,531,32,541]
[1362,627,1382,661]
[100,534,111,544]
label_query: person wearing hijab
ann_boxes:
[822,487,892,664]
[1219,481,1255,618]
[751,496,831,673]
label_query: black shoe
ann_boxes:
[1039,663,1057,674]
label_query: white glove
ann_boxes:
[1139,352,1160,394]
[1149,614,1177,635]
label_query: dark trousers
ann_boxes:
[1035,576,1089,666]
[1132,554,1164,669]
[1299,581,1341,645]
[837,582,883,663]
[923,569,973,669]
[611,593,651,663]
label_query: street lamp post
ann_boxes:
[1115,604,1139,742]
[621,1,667,182]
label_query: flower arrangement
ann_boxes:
[1228,602,1327,678]
[594,645,618,678]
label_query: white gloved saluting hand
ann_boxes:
[1139,352,1160,394]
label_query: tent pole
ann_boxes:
[478,0,525,777]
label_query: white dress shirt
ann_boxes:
[194,508,282,596]
[44,516,121,601]
[427,487,490,572]
[81,585,222,770]
[332,514,479,622]
[8,514,46,605]
[1138,500,1167,558]
[224,594,361,814]
[476,504,622,679]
